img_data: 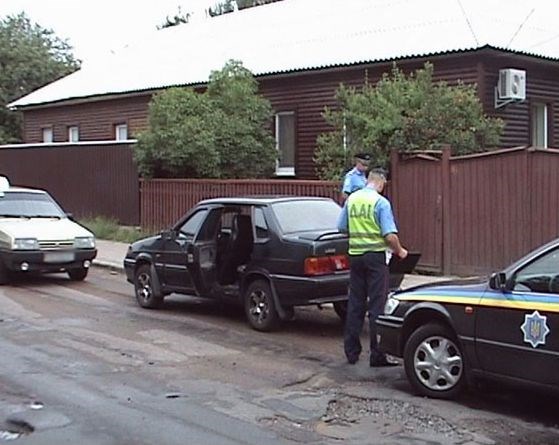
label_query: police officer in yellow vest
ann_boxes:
[337,168,408,366]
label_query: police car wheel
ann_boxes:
[403,323,465,399]
[244,279,279,332]
[134,264,163,309]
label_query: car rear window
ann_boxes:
[271,200,341,234]
[0,192,65,218]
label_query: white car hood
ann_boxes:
[0,218,94,241]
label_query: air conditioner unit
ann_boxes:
[498,69,526,100]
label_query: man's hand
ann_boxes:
[385,234,407,259]
[396,247,408,259]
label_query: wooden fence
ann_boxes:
[0,142,140,225]
[141,178,341,230]
[390,146,559,275]
[2,141,558,276]
[141,147,559,276]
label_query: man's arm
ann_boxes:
[337,202,349,233]
[385,233,408,259]
[376,198,408,259]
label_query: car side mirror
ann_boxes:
[160,229,176,241]
[489,272,507,291]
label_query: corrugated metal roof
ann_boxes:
[9,0,559,108]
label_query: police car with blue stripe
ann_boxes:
[377,237,559,399]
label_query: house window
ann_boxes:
[68,126,79,142]
[115,123,128,141]
[42,127,53,143]
[531,102,548,148]
[275,112,295,176]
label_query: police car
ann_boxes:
[377,237,559,399]
[0,177,97,283]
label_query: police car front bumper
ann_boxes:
[376,314,405,357]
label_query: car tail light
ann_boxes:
[304,255,349,276]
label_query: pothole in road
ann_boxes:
[0,419,34,442]
[323,395,465,440]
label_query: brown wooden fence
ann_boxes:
[390,146,559,275]
[140,178,341,230]
[0,142,140,225]
[2,141,558,276]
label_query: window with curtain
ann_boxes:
[531,102,548,148]
[275,112,295,176]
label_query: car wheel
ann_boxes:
[403,323,465,399]
[244,279,279,331]
[67,267,88,281]
[134,264,163,309]
[0,261,9,285]
[333,301,347,322]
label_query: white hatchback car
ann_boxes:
[0,177,97,284]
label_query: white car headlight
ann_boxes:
[384,296,400,315]
[12,238,39,250]
[74,236,96,249]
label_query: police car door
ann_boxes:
[475,246,559,386]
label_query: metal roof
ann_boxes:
[9,0,559,108]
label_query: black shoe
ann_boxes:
[346,355,359,365]
[370,356,399,367]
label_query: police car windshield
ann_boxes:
[272,200,341,234]
[0,192,65,218]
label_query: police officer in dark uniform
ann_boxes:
[341,153,371,200]
[337,168,408,366]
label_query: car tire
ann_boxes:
[67,267,88,281]
[0,261,9,285]
[403,323,465,399]
[134,264,163,309]
[244,279,280,332]
[333,301,347,322]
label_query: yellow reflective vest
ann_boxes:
[347,188,388,255]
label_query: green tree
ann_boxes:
[208,0,237,17]
[209,0,282,16]
[135,88,220,178]
[135,60,276,179]
[0,13,80,143]
[158,6,191,29]
[236,0,283,9]
[207,60,276,178]
[315,63,504,180]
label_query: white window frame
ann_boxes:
[115,123,128,141]
[42,127,53,143]
[68,126,79,143]
[275,112,295,176]
[531,102,548,148]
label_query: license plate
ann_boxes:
[43,252,75,263]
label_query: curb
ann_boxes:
[92,259,124,273]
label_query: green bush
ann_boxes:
[79,217,153,244]
[134,60,276,179]
[315,62,504,180]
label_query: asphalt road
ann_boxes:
[0,268,558,445]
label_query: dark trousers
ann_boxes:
[344,251,388,361]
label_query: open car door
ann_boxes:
[186,206,223,298]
